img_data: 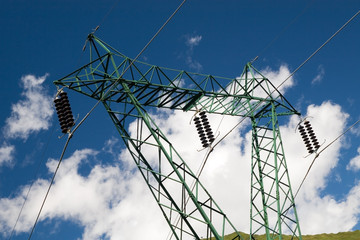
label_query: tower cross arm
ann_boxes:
[54,35,299,117]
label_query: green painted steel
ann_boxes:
[250,103,302,240]
[54,34,302,240]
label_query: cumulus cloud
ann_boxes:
[4,74,54,140]
[261,64,295,94]
[0,148,168,240]
[2,66,360,238]
[0,143,15,166]
[311,65,325,85]
[184,34,203,71]
[346,147,360,171]
[186,35,202,48]
[279,101,360,234]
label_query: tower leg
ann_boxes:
[103,99,244,240]
[250,102,302,240]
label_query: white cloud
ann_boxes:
[0,143,15,166]
[311,65,325,85]
[2,67,360,238]
[186,35,202,48]
[184,34,203,71]
[102,137,120,156]
[279,101,360,234]
[229,64,295,104]
[261,64,295,94]
[4,74,54,140]
[151,100,360,234]
[0,149,168,240]
[347,147,360,171]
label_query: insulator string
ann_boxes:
[294,118,360,199]
[211,9,360,156]
[298,120,320,154]
[193,112,215,148]
[27,1,187,239]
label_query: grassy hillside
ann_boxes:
[205,230,360,240]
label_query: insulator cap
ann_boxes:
[197,131,205,136]
[207,135,214,140]
[196,129,204,134]
[300,131,307,136]
[204,125,212,130]
[200,136,207,141]
[199,132,206,136]
[202,120,209,125]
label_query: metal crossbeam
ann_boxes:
[54,34,302,240]
[54,35,299,118]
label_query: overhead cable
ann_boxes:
[169,11,360,237]
[27,133,72,240]
[294,118,360,199]
[72,0,187,138]
[26,1,187,239]
[7,126,55,240]
[251,0,315,63]
[211,9,360,154]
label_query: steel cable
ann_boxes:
[26,1,187,239]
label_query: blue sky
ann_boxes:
[1,0,360,239]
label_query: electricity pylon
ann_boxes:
[54,34,302,240]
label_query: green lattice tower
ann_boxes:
[54,34,302,240]
[250,104,302,240]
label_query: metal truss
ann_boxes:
[54,34,302,240]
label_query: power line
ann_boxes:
[72,0,187,138]
[294,118,360,199]
[26,1,187,239]
[212,9,360,154]
[27,133,72,240]
[96,0,121,31]
[251,0,315,63]
[277,117,360,227]
[169,10,360,236]
[7,125,55,240]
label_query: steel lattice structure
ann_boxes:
[54,34,302,240]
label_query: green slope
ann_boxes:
[205,230,360,240]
